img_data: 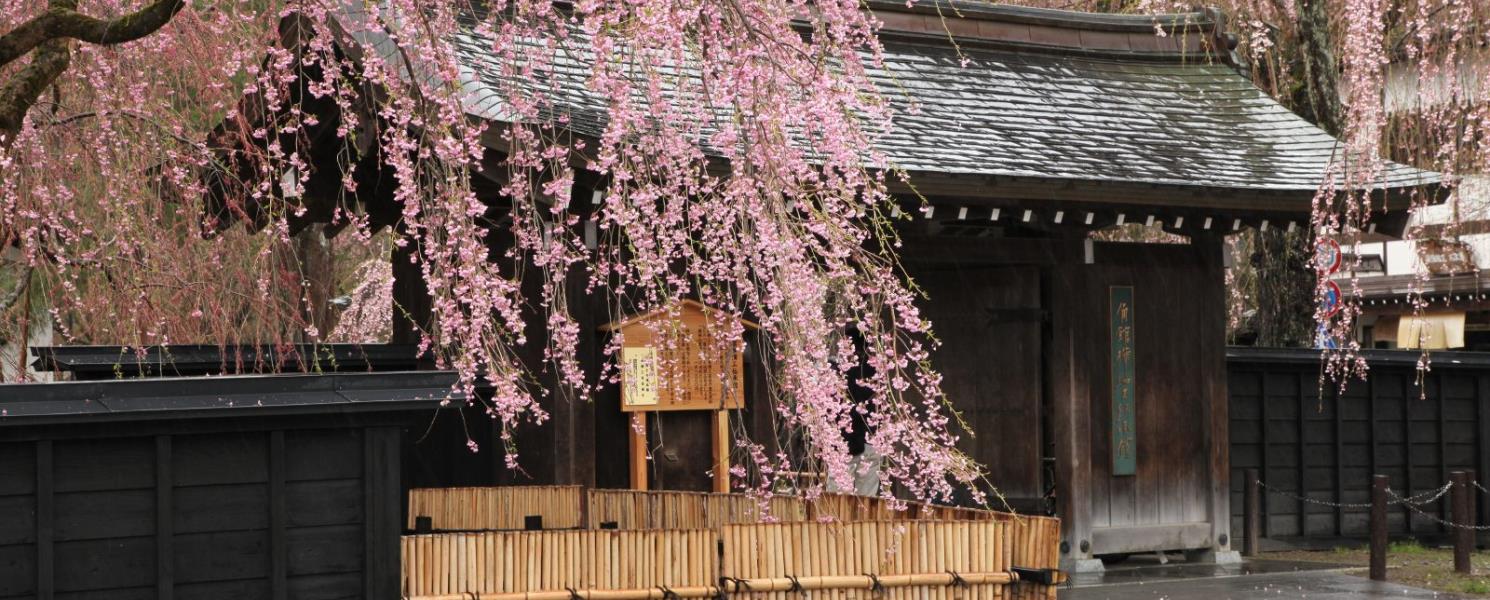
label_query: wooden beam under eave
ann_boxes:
[477,120,599,173]
[885,171,1437,217]
[896,235,1079,266]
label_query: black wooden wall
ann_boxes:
[0,424,402,600]
[1228,348,1490,542]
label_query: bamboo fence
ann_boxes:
[408,486,585,531]
[585,490,810,529]
[704,493,809,526]
[996,515,1060,600]
[402,521,1035,600]
[585,490,711,529]
[807,494,1001,523]
[401,528,716,598]
[402,488,1061,600]
[720,520,1013,600]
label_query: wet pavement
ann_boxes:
[1058,558,1463,599]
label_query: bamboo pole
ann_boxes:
[407,572,1018,600]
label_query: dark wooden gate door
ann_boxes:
[917,265,1045,507]
[1079,243,1222,555]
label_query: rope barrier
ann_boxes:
[1388,488,1490,531]
[1256,480,1452,509]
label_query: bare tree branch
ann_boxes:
[0,265,34,314]
[0,0,186,141]
[0,0,185,69]
[0,37,71,137]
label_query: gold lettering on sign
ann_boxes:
[1111,287,1137,475]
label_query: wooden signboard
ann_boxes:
[604,299,748,412]
[1110,286,1137,476]
[601,300,755,492]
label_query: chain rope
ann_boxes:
[1387,487,1490,531]
[1255,480,1453,509]
[1472,480,1490,497]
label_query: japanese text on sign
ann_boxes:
[1110,286,1137,476]
[609,301,748,412]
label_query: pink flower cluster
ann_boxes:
[0,0,980,505]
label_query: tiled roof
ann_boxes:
[865,44,1433,192]
[384,3,1442,200]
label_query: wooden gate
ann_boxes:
[913,265,1046,509]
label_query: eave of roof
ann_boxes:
[30,344,422,379]
[869,0,1218,34]
[1344,272,1487,300]
[865,0,1231,63]
[0,371,459,426]
[1228,345,1490,368]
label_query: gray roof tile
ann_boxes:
[431,6,1441,196]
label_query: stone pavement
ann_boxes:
[1058,558,1463,599]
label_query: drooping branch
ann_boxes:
[0,0,185,69]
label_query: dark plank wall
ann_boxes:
[1229,351,1486,541]
[0,443,37,599]
[0,425,400,600]
[913,264,1045,503]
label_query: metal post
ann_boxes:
[1371,474,1389,581]
[1244,468,1261,557]
[1452,471,1473,574]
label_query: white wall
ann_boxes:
[0,315,53,382]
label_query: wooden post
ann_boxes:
[1370,474,1388,581]
[630,413,648,490]
[1471,469,1481,550]
[1452,471,1473,574]
[712,410,730,493]
[1243,468,1260,557]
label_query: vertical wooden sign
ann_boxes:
[1110,286,1137,476]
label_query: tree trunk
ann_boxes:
[390,232,432,346]
[1253,229,1316,347]
[292,224,336,341]
[1239,0,1344,348]
[1297,0,1343,136]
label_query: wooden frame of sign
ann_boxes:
[600,300,756,492]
